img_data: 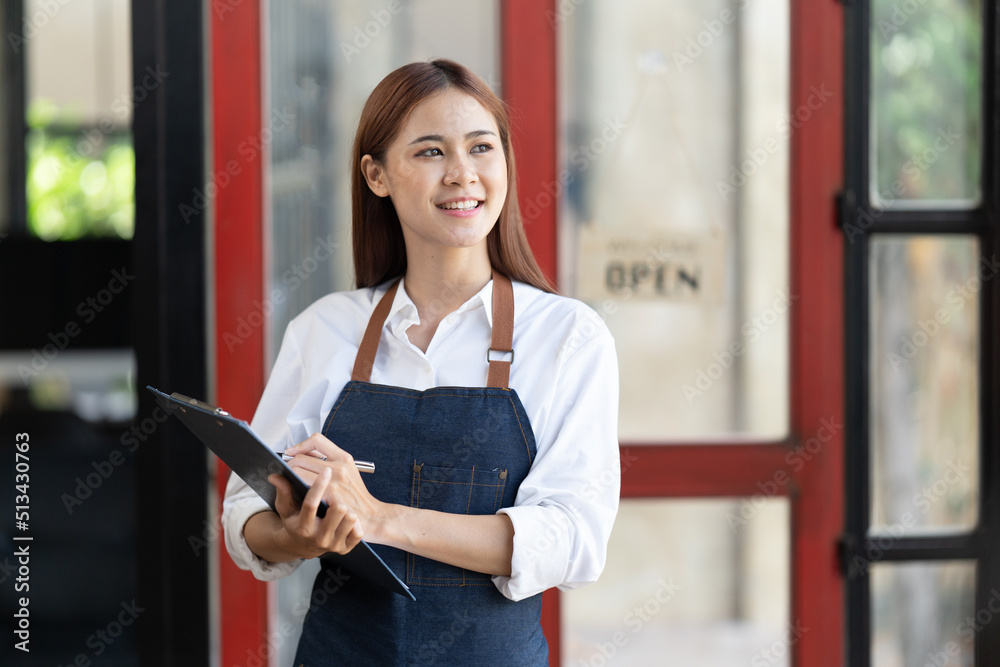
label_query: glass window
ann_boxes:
[558,0,790,442]
[266,0,500,356]
[265,3,500,664]
[871,561,976,665]
[563,498,791,666]
[870,0,982,207]
[868,235,979,536]
[23,0,134,240]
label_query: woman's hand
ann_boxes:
[251,434,514,575]
[269,433,386,556]
[268,465,362,557]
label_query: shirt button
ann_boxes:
[423,364,432,374]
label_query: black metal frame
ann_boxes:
[842,0,1000,665]
[2,1,27,233]
[131,0,210,663]
[0,0,209,662]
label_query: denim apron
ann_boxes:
[292,272,548,666]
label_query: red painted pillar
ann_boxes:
[211,2,269,665]
[502,1,561,664]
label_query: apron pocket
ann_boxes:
[407,462,508,586]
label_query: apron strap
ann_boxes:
[486,271,514,389]
[351,279,402,382]
[350,271,515,389]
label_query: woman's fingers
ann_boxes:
[269,473,297,517]
[287,456,330,478]
[271,468,361,550]
[268,455,367,557]
[284,433,354,465]
[292,466,319,487]
[300,467,332,520]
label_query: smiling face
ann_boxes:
[361,88,507,263]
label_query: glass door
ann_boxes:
[212,1,849,665]
[504,1,845,664]
[843,0,1000,664]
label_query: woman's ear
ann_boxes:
[360,155,390,198]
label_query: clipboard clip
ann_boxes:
[171,392,230,416]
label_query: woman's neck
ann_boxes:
[401,247,492,353]
[403,248,492,321]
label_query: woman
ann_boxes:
[222,59,620,665]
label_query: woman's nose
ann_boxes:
[444,155,477,186]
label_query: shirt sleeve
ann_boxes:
[493,325,620,601]
[221,324,307,581]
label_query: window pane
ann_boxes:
[559,0,789,441]
[23,0,134,240]
[870,0,981,206]
[871,561,976,666]
[869,235,979,535]
[266,0,500,359]
[265,3,500,665]
[563,498,790,666]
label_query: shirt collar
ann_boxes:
[379,276,495,339]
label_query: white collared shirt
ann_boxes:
[221,277,620,601]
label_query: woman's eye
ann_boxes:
[417,147,442,157]
[471,143,493,154]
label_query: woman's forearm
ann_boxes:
[372,506,515,576]
[243,510,302,564]
[244,504,514,576]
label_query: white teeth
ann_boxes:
[438,200,480,210]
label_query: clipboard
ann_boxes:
[146,385,414,600]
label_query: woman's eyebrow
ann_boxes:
[408,130,497,146]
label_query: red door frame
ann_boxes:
[211,1,844,665]
[500,1,846,665]
[211,3,268,667]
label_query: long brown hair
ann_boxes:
[351,59,555,293]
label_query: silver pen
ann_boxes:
[277,451,375,474]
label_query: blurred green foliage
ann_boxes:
[871,0,982,204]
[26,98,135,240]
